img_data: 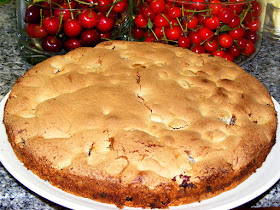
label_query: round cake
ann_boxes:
[3,41,277,208]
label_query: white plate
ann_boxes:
[0,92,280,210]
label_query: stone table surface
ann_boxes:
[0,0,280,209]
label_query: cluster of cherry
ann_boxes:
[132,0,262,62]
[24,0,128,53]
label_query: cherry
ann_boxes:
[203,38,218,52]
[242,39,255,56]
[78,10,98,29]
[132,27,145,39]
[24,5,41,23]
[80,29,101,46]
[100,32,112,39]
[154,27,164,39]
[228,44,241,57]
[198,26,214,41]
[237,37,247,50]
[190,31,202,45]
[42,16,62,35]
[186,15,198,29]
[150,0,166,14]
[228,13,240,28]
[247,18,261,32]
[32,25,48,38]
[141,6,156,20]
[167,6,181,19]
[228,1,243,14]
[204,16,220,30]
[229,27,245,40]
[134,14,148,28]
[192,45,206,54]
[178,35,191,49]
[97,14,115,32]
[112,0,128,13]
[96,0,112,12]
[212,49,226,57]
[165,26,182,40]
[209,0,223,16]
[42,36,63,52]
[191,0,206,10]
[154,13,169,28]
[223,53,234,62]
[26,24,35,38]
[252,1,262,17]
[54,3,72,21]
[219,33,233,48]
[64,37,82,51]
[64,19,82,37]
[245,30,258,43]
[218,7,234,24]
[144,35,156,42]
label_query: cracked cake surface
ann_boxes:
[3,41,277,208]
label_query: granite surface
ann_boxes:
[0,0,280,209]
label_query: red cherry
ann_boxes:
[24,5,41,23]
[178,35,191,49]
[42,36,63,52]
[154,13,169,28]
[134,14,148,28]
[141,6,156,20]
[190,31,202,45]
[192,45,206,54]
[167,6,181,19]
[42,16,62,35]
[229,27,245,40]
[186,15,198,29]
[252,1,262,17]
[245,30,258,43]
[33,25,48,38]
[191,0,206,10]
[218,7,234,24]
[203,38,218,52]
[209,0,223,16]
[198,26,214,41]
[212,49,226,57]
[64,37,82,51]
[228,44,241,57]
[228,0,243,14]
[80,29,101,46]
[219,33,233,48]
[247,18,261,32]
[96,0,112,12]
[97,14,115,32]
[242,39,255,56]
[154,27,164,39]
[165,26,182,40]
[144,35,156,42]
[112,0,128,13]
[237,37,247,50]
[100,32,112,39]
[78,10,98,28]
[64,19,82,37]
[132,27,145,39]
[26,24,35,37]
[54,3,72,21]
[150,0,166,14]
[204,16,220,30]
[228,13,240,28]
[223,53,234,62]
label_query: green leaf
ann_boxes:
[148,18,153,30]
[219,24,233,33]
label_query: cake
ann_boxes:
[3,41,277,208]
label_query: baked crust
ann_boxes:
[3,41,277,208]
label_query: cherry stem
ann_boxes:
[161,13,172,29]
[52,14,63,42]
[176,17,186,33]
[106,0,123,17]
[66,0,74,19]
[150,28,159,41]
[73,0,98,6]
[40,9,43,26]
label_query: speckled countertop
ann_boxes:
[0,0,280,209]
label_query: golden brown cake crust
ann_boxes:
[3,41,277,208]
